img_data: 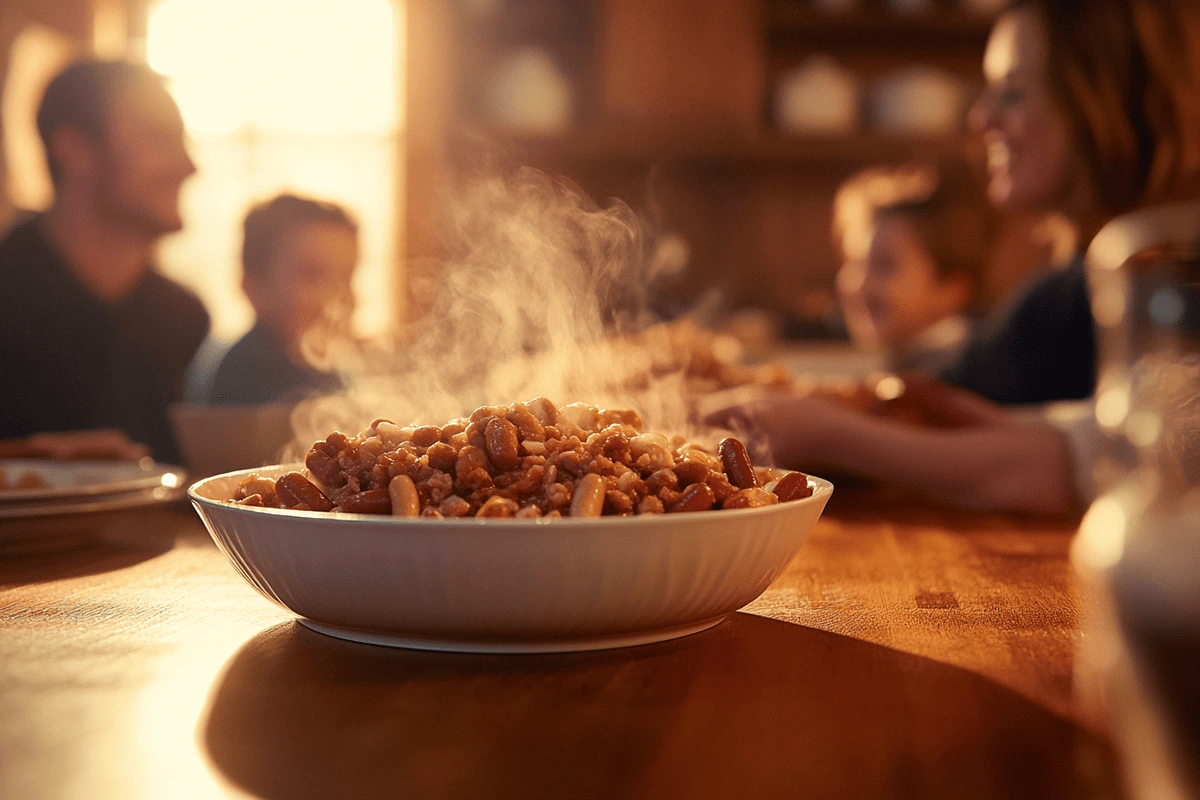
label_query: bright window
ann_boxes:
[2,24,78,217]
[146,0,404,340]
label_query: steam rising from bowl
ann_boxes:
[286,167,707,457]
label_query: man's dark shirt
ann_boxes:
[940,257,1096,404]
[207,323,342,404]
[0,216,209,462]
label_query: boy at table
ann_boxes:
[833,162,992,377]
[0,60,208,463]
[206,194,358,405]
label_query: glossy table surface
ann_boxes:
[0,491,1122,800]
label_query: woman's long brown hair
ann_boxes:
[1025,0,1200,217]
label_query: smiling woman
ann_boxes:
[710,0,1200,516]
[143,0,404,341]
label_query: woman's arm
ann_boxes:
[710,394,1077,514]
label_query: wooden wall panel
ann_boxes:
[598,0,765,130]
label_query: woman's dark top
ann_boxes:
[207,323,342,404]
[0,216,210,462]
[939,257,1095,405]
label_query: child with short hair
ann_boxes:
[833,162,994,374]
[208,193,359,404]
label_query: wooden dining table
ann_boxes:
[0,489,1123,800]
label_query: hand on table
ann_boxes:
[705,380,1074,513]
[705,377,1009,466]
[872,373,1008,428]
[0,429,151,461]
[704,391,844,469]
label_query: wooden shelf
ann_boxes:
[413,0,1014,319]
[461,128,971,166]
[451,1,597,50]
[767,4,995,50]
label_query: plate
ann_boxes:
[190,465,833,654]
[0,484,186,519]
[0,459,186,503]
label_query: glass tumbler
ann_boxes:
[1075,241,1200,799]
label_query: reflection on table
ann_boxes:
[0,494,1118,800]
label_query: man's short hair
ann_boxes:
[36,60,167,186]
[241,193,358,279]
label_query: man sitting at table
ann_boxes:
[0,60,209,463]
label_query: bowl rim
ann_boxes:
[189,464,833,528]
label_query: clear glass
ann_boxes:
[1076,243,1200,799]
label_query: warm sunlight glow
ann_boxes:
[145,0,403,342]
[2,24,77,213]
[1072,497,1128,572]
[147,0,397,136]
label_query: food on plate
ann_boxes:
[230,398,813,518]
[0,468,49,492]
[595,320,795,397]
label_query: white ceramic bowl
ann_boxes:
[190,466,833,653]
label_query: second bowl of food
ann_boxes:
[189,399,833,653]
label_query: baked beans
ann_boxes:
[229,399,814,518]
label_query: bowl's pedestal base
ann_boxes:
[297,615,730,654]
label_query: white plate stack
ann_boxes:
[0,458,187,522]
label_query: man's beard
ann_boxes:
[93,172,182,238]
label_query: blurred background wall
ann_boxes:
[0,0,1057,343]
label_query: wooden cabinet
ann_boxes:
[599,0,764,130]
[403,0,1042,326]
